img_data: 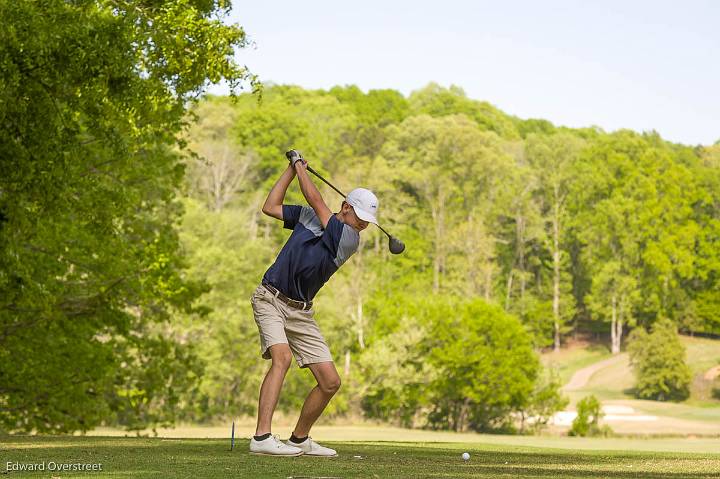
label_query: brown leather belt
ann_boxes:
[262,282,312,311]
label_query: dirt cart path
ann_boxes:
[562,353,628,391]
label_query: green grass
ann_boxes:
[2,435,720,479]
[543,335,720,433]
[574,353,634,400]
[541,343,612,385]
[551,335,720,402]
[619,399,720,422]
[684,335,720,376]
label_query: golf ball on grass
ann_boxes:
[462,452,470,461]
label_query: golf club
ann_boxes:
[286,150,405,254]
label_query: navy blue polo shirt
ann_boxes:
[262,205,360,302]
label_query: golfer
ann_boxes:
[249,151,379,456]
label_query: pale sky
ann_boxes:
[209,0,720,146]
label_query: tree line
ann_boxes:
[2,0,718,435]
[173,84,719,431]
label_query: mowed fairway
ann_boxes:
[3,435,720,479]
[541,335,720,434]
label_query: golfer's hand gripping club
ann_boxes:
[286,149,306,167]
[284,150,405,254]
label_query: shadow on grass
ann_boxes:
[623,387,638,397]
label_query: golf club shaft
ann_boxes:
[374,223,393,238]
[306,165,346,198]
[302,160,405,254]
[306,165,390,234]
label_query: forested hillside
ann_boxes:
[173,83,720,430]
[4,0,718,441]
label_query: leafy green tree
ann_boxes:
[357,294,553,433]
[174,198,276,420]
[0,0,254,433]
[571,133,645,353]
[328,85,409,158]
[688,145,720,334]
[231,86,357,182]
[569,395,610,437]
[627,319,692,401]
[423,298,542,432]
[516,118,557,138]
[712,375,720,401]
[356,315,433,427]
[409,83,520,139]
[524,133,583,351]
[521,368,568,433]
[381,114,513,295]
[185,98,257,212]
[571,132,700,353]
[496,147,541,302]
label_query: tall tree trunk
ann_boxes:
[356,296,365,349]
[552,201,561,352]
[212,156,224,211]
[484,265,492,301]
[610,293,620,354]
[432,203,440,293]
[615,297,624,353]
[517,214,526,309]
[353,248,366,350]
[457,397,471,432]
[344,350,351,377]
[465,213,478,296]
[506,271,514,310]
[431,186,446,293]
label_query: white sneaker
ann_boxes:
[250,435,303,456]
[286,437,337,457]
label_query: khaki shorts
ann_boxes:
[250,285,333,368]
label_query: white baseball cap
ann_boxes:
[345,188,379,225]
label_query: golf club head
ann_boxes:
[389,236,405,254]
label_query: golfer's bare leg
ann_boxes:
[292,361,341,437]
[255,343,292,436]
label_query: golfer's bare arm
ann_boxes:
[262,165,296,220]
[293,162,333,228]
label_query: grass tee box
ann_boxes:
[3,436,720,479]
